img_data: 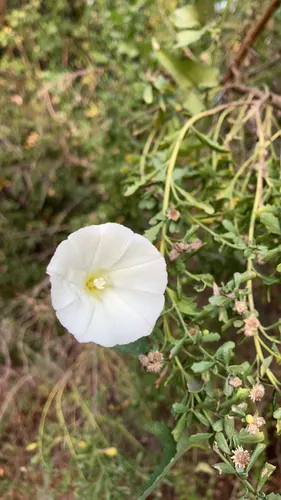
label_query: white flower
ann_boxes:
[47,223,167,347]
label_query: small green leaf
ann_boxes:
[193,410,209,427]
[172,413,187,442]
[183,90,205,114]
[175,185,214,214]
[144,222,163,243]
[257,462,276,492]
[212,420,223,432]
[176,29,205,48]
[213,462,236,475]
[192,127,229,153]
[277,263,281,272]
[246,443,266,472]
[171,5,201,29]
[260,212,281,235]
[189,432,213,446]
[273,408,281,419]
[143,84,153,104]
[167,288,198,316]
[172,403,188,414]
[191,361,214,374]
[115,338,148,357]
[238,429,264,445]
[215,341,235,365]
[260,355,273,378]
[224,416,235,440]
[215,432,231,454]
[156,49,219,90]
[186,375,204,393]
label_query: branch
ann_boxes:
[225,83,281,111]
[222,0,281,83]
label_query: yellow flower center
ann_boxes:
[85,275,106,293]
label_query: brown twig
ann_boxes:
[222,0,281,83]
[225,83,281,111]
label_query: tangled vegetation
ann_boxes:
[1,0,281,499]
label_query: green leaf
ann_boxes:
[191,361,214,373]
[172,403,188,414]
[260,355,273,378]
[260,212,281,235]
[273,408,281,419]
[156,49,219,89]
[189,432,213,446]
[257,462,276,492]
[277,263,281,272]
[215,432,231,454]
[144,222,163,243]
[224,415,235,440]
[212,420,223,432]
[137,425,177,500]
[176,29,205,48]
[175,185,214,214]
[186,375,204,393]
[143,84,153,104]
[238,429,264,445]
[192,127,229,153]
[171,5,201,29]
[115,338,148,357]
[167,288,198,316]
[172,413,187,441]
[267,495,281,500]
[183,90,205,115]
[215,342,235,365]
[193,410,209,427]
[213,462,236,475]
[246,443,266,472]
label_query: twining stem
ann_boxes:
[246,113,281,392]
[160,100,254,255]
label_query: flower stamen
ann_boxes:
[86,276,106,292]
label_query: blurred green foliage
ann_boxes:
[2,0,281,499]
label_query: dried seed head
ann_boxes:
[246,423,259,435]
[231,446,251,470]
[253,415,265,428]
[244,313,260,337]
[249,383,265,402]
[139,351,164,374]
[169,240,202,261]
[167,207,180,222]
[229,376,243,388]
[234,300,248,315]
[139,354,149,368]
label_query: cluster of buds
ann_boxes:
[139,350,164,374]
[169,240,202,262]
[229,376,243,388]
[243,313,260,337]
[234,300,248,315]
[245,413,265,435]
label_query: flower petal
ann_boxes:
[110,233,162,270]
[68,225,101,270]
[56,294,95,341]
[46,239,84,286]
[91,223,134,270]
[83,289,156,346]
[49,274,81,310]
[110,257,167,293]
